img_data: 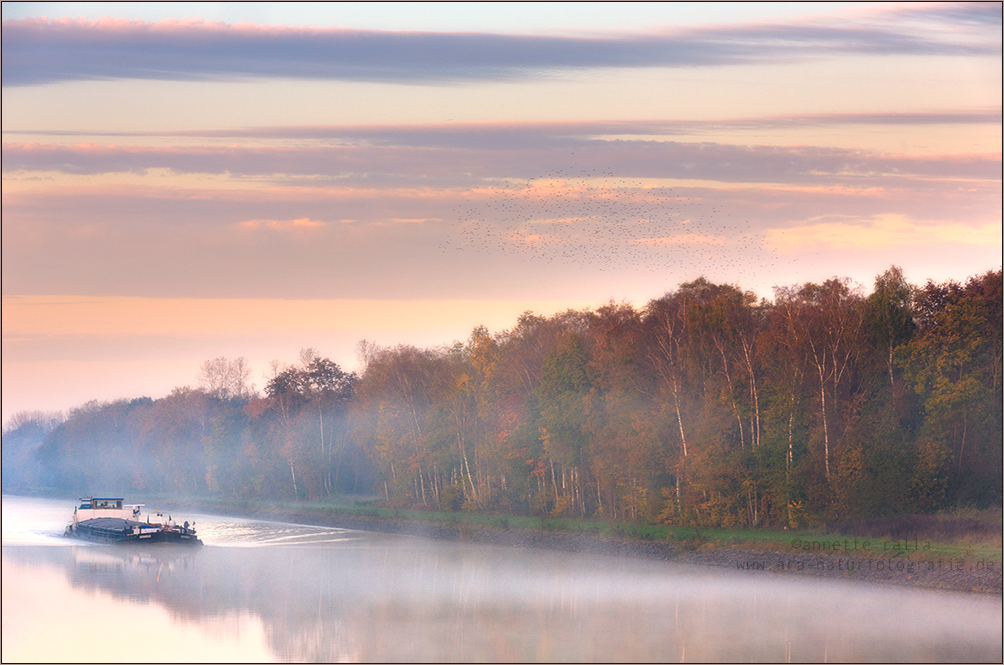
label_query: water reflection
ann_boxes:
[2,499,1002,662]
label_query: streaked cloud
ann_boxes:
[3,4,999,86]
[8,110,1001,143]
[4,134,1000,183]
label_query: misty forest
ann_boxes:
[4,267,1001,528]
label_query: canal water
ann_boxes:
[3,495,1001,662]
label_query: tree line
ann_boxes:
[4,267,1000,528]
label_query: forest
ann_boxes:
[3,267,1001,529]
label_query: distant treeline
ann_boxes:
[4,267,1001,528]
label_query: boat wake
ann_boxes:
[197,518,369,547]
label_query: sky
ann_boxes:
[2,2,1001,424]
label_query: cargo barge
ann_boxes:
[65,497,202,545]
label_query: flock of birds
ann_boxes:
[440,163,775,280]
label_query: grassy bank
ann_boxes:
[174,494,1001,564]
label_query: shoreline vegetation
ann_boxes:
[4,269,1001,594]
[159,494,1002,595]
[7,269,1000,537]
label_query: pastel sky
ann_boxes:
[2,2,1001,423]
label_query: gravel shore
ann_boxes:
[210,505,1002,595]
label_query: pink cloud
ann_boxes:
[239,217,326,231]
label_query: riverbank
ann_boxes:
[21,491,998,594]
[181,500,1002,595]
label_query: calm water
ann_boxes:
[2,495,1001,663]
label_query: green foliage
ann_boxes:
[898,270,1003,506]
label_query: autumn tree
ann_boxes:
[582,302,656,520]
[865,266,915,388]
[898,270,1003,507]
[537,331,592,516]
[198,356,255,400]
[352,344,451,505]
[263,349,356,499]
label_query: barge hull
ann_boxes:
[68,517,202,545]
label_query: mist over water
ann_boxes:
[3,495,1001,662]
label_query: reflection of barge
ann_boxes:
[65,497,202,545]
